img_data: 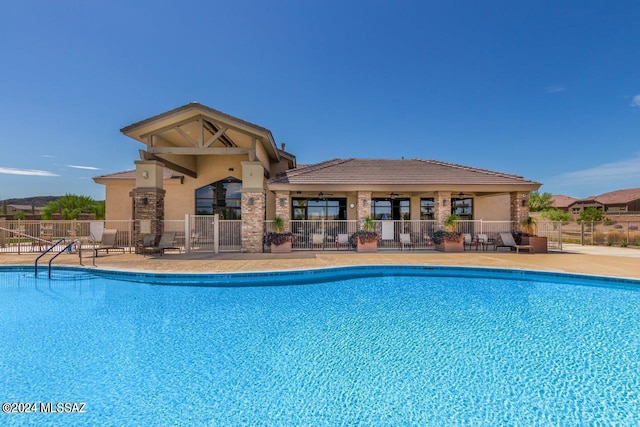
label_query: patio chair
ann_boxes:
[463,233,475,250]
[496,232,532,254]
[477,233,495,251]
[399,233,414,251]
[336,233,350,250]
[143,231,181,256]
[94,229,125,256]
[311,233,324,250]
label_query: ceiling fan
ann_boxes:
[316,192,334,200]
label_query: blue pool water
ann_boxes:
[1,266,640,426]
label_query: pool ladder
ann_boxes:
[35,239,84,279]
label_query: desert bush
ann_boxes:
[592,231,606,244]
[606,230,623,246]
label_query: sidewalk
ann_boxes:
[559,243,640,258]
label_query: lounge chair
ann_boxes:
[336,233,350,250]
[399,233,414,251]
[94,229,125,256]
[143,232,181,256]
[496,232,532,253]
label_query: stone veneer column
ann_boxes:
[510,192,530,230]
[274,191,291,231]
[435,192,451,224]
[357,191,372,226]
[130,188,165,254]
[241,192,265,253]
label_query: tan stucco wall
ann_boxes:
[410,196,421,220]
[270,157,293,179]
[474,194,511,220]
[105,182,133,220]
[163,181,192,220]
[346,195,358,220]
[255,143,270,174]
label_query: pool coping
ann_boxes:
[3,264,640,289]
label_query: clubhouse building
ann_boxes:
[94,103,541,252]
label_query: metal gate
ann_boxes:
[187,215,241,253]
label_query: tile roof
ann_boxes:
[591,188,640,204]
[550,195,578,208]
[120,102,273,135]
[269,158,539,186]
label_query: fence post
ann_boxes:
[184,214,191,253]
[213,214,219,254]
[558,222,562,251]
[0,217,5,248]
[580,221,584,246]
[627,220,630,244]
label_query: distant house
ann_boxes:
[3,204,43,215]
[549,195,578,212]
[568,188,640,215]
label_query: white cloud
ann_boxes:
[631,94,640,107]
[65,164,100,170]
[0,167,59,177]
[545,85,566,94]
[544,153,640,196]
[40,154,55,158]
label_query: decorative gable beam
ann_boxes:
[139,150,197,178]
[175,126,198,147]
[148,146,249,155]
[203,126,229,148]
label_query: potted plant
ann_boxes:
[266,216,294,253]
[434,214,464,252]
[519,216,547,253]
[349,216,380,252]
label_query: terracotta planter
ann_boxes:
[521,236,547,253]
[435,240,464,252]
[271,240,292,253]
[357,240,378,253]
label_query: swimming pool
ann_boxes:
[1,265,639,425]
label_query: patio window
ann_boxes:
[292,198,346,220]
[195,177,242,219]
[451,197,473,219]
[372,199,410,220]
[420,198,435,220]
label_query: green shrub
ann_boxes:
[540,209,572,222]
[578,207,604,222]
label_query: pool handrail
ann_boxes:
[46,240,81,279]
[34,238,66,277]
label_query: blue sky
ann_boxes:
[1,0,639,201]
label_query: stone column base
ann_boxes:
[241,192,265,253]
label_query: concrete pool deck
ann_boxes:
[1,244,639,280]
